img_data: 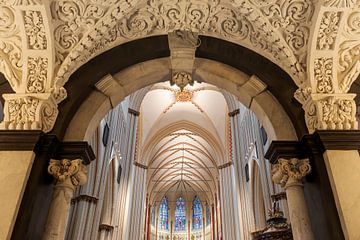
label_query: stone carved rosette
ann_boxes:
[303,93,358,133]
[0,93,58,132]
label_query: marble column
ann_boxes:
[271,158,314,240]
[43,159,87,240]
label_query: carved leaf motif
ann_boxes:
[317,12,341,50]
[8,97,39,127]
[0,6,23,90]
[23,10,47,50]
[51,0,110,64]
[27,57,48,93]
[54,0,310,88]
[314,58,334,93]
[338,11,360,92]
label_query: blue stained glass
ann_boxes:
[206,202,211,226]
[192,196,203,230]
[159,197,169,230]
[175,197,186,231]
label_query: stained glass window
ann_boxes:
[192,196,203,230]
[206,202,211,226]
[175,197,186,231]
[159,197,169,230]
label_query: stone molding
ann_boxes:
[134,161,148,170]
[265,130,360,164]
[128,108,140,116]
[99,224,114,232]
[228,109,240,117]
[71,194,98,204]
[218,162,233,170]
[0,130,95,164]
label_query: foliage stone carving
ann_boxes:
[23,10,47,50]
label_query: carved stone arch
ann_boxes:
[59,37,300,144]
[52,0,314,89]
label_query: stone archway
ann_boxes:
[0,1,359,136]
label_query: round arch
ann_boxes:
[59,37,300,142]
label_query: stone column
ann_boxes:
[43,159,87,240]
[271,158,314,240]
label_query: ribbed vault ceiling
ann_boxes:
[140,82,228,204]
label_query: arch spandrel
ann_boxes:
[0,0,359,134]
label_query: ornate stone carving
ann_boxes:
[51,0,111,64]
[314,57,334,93]
[171,72,194,90]
[294,87,312,105]
[54,0,314,87]
[303,94,358,133]
[317,12,341,50]
[26,56,47,93]
[0,93,58,132]
[323,0,357,7]
[48,159,87,187]
[0,5,23,90]
[23,10,47,50]
[338,11,360,93]
[271,158,311,188]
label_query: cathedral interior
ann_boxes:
[0,1,360,240]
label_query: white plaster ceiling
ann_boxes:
[140,82,228,204]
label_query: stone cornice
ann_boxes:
[265,130,360,164]
[228,109,240,117]
[99,224,114,231]
[0,130,43,151]
[128,108,140,116]
[264,141,304,164]
[71,194,98,204]
[0,131,95,164]
[218,162,233,169]
[54,142,95,165]
[134,161,148,169]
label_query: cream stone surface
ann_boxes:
[323,150,360,240]
[0,151,35,240]
[65,58,297,142]
[250,91,297,141]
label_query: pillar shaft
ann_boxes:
[43,159,87,240]
[272,158,314,240]
[323,150,360,240]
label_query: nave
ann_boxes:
[65,81,291,240]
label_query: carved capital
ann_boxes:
[0,93,58,133]
[303,93,358,133]
[48,159,87,187]
[271,158,311,188]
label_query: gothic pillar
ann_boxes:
[127,162,147,240]
[43,159,88,240]
[271,158,314,240]
[218,162,239,240]
[228,108,252,240]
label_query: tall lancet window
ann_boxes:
[174,197,186,231]
[206,202,211,226]
[159,197,169,230]
[192,196,203,230]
